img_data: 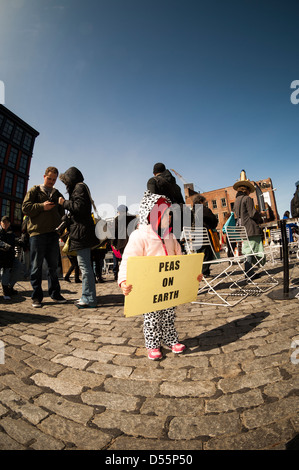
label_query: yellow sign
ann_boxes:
[124,253,204,317]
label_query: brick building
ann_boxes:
[184,173,279,230]
[0,105,39,230]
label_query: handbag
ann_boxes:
[209,229,221,253]
[62,237,77,256]
[79,183,110,247]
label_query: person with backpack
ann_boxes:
[291,181,299,218]
[147,163,185,205]
[147,163,187,239]
[22,166,67,308]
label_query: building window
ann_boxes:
[13,203,22,224]
[3,171,14,193]
[23,133,32,151]
[2,119,14,138]
[18,153,28,173]
[15,177,25,199]
[7,147,18,168]
[221,198,227,208]
[1,199,11,218]
[212,200,217,209]
[0,140,7,162]
[13,126,23,146]
[0,114,4,129]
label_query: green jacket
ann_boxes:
[22,185,65,237]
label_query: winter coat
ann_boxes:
[192,205,218,231]
[147,169,185,204]
[118,191,182,286]
[22,185,64,236]
[111,212,138,254]
[60,167,99,251]
[0,227,15,268]
[291,189,299,218]
[233,192,263,237]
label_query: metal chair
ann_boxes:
[182,226,249,307]
[226,226,278,293]
[103,251,114,275]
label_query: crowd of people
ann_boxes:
[1,163,298,360]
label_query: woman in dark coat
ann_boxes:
[191,194,218,276]
[58,167,99,308]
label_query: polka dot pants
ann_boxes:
[143,307,179,349]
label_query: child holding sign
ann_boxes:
[119,191,202,360]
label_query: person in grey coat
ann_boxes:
[233,174,266,279]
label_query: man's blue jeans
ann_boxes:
[76,247,97,305]
[29,232,61,301]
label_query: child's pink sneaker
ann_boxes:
[147,348,162,360]
[172,343,186,354]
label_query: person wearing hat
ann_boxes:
[233,170,266,279]
[290,180,299,218]
[110,205,137,280]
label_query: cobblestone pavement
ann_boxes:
[0,260,298,451]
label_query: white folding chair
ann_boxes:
[226,226,278,293]
[182,227,249,307]
[104,251,114,275]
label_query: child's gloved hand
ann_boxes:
[120,281,133,296]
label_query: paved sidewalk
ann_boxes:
[0,262,298,450]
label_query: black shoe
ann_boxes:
[251,273,262,280]
[75,279,82,283]
[51,294,67,304]
[8,286,18,296]
[32,299,42,308]
[64,277,71,282]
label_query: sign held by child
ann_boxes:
[124,253,203,317]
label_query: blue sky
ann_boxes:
[1,0,299,218]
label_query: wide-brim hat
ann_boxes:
[233,170,255,193]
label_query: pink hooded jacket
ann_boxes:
[118,191,182,286]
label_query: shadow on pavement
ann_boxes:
[0,310,58,326]
[184,311,270,353]
[97,294,124,307]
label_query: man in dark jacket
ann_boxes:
[111,205,137,280]
[59,167,99,308]
[0,216,21,299]
[147,163,186,238]
[291,181,299,218]
[147,163,185,204]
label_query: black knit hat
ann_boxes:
[153,163,166,174]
